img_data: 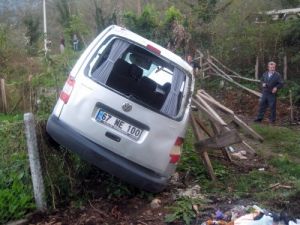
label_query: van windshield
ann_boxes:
[88,38,187,118]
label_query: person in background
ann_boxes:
[73,34,79,51]
[60,36,65,54]
[254,61,283,124]
[187,54,200,73]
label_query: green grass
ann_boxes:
[252,125,300,158]
[0,120,34,223]
[178,124,300,214]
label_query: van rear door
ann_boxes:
[58,37,192,175]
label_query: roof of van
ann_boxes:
[105,25,193,74]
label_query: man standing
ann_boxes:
[254,61,283,123]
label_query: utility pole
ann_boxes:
[43,0,48,55]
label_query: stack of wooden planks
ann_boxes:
[190,89,264,180]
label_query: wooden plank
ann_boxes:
[197,89,263,142]
[207,58,234,81]
[194,116,214,137]
[194,96,228,126]
[195,130,242,149]
[255,56,259,80]
[191,98,226,127]
[208,120,232,162]
[225,75,260,83]
[190,114,216,181]
[194,116,232,161]
[232,115,264,142]
[0,78,7,114]
[197,92,234,115]
[242,140,256,155]
[207,72,260,83]
[289,90,294,122]
[207,72,262,98]
[210,55,243,78]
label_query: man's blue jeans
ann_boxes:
[257,92,277,122]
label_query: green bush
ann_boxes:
[0,121,34,223]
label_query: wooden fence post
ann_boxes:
[289,90,294,123]
[0,78,8,114]
[24,113,47,211]
[284,54,288,80]
[255,56,259,80]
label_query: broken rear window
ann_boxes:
[87,37,187,118]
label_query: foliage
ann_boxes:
[165,197,203,225]
[0,121,34,223]
[178,127,207,180]
[23,14,41,56]
[0,25,8,67]
[64,14,90,49]
[165,6,184,24]
[94,0,117,34]
[103,176,132,199]
[55,0,71,29]
[123,5,160,41]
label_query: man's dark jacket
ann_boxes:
[260,71,283,93]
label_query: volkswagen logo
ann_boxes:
[122,103,132,112]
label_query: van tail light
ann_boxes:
[169,137,184,164]
[146,44,161,55]
[60,76,75,104]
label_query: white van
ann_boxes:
[47,25,194,192]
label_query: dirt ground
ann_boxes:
[24,89,300,225]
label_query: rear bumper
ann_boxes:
[46,115,168,193]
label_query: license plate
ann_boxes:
[96,110,143,140]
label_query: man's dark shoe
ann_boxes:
[254,118,262,123]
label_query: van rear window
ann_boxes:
[87,38,187,118]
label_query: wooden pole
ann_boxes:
[284,54,287,81]
[208,72,262,98]
[255,56,259,80]
[0,78,8,114]
[289,89,294,123]
[190,114,216,181]
[24,113,47,211]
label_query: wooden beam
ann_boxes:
[191,98,226,127]
[255,56,259,80]
[207,72,262,98]
[195,130,242,149]
[242,140,256,155]
[190,114,216,181]
[207,58,234,81]
[0,78,7,114]
[210,55,243,78]
[197,92,234,115]
[194,95,228,126]
[197,90,263,142]
[225,75,260,83]
[208,120,233,162]
[194,116,232,161]
[232,115,264,142]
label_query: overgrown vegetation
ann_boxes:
[0,0,300,223]
[0,119,34,223]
